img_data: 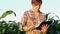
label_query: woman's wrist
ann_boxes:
[41,30,47,34]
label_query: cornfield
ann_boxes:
[0,10,60,34]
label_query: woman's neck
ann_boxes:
[32,9,39,13]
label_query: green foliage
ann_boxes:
[0,10,25,34]
[0,10,60,34]
[45,13,51,21]
[0,21,26,34]
[0,10,16,19]
[47,20,60,34]
[45,13,60,34]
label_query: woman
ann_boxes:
[19,0,49,34]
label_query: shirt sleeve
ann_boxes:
[20,11,28,31]
[43,14,46,22]
[21,11,28,27]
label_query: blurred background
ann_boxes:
[0,0,60,22]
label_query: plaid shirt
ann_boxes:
[20,10,46,34]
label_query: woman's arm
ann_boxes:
[19,11,35,31]
[19,12,28,31]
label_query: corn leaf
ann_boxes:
[0,10,16,19]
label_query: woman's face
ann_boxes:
[32,4,41,10]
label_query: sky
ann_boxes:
[0,0,60,22]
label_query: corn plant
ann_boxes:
[46,13,60,34]
[0,10,26,34]
[0,10,60,34]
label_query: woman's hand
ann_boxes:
[19,25,23,31]
[41,24,49,33]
